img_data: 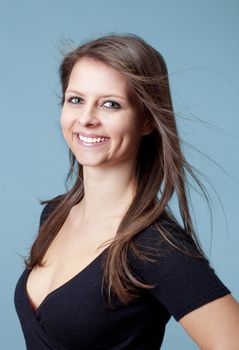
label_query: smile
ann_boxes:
[75,133,110,147]
[78,134,109,143]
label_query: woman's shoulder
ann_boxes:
[38,194,64,227]
[129,217,230,321]
[133,216,201,257]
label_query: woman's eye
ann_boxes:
[68,96,82,104]
[66,96,120,109]
[103,100,120,109]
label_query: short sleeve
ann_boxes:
[128,222,231,321]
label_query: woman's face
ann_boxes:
[60,57,152,168]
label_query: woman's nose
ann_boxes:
[76,104,100,126]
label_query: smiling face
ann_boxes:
[60,57,153,169]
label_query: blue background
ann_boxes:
[0,0,238,348]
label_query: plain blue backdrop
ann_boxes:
[0,0,238,349]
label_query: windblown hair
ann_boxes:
[25,33,209,308]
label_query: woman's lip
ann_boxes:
[75,134,110,147]
[74,132,109,138]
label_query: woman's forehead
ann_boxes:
[67,57,137,100]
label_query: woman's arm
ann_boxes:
[179,294,239,349]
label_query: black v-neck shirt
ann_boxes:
[14,202,230,349]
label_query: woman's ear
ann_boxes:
[141,117,155,135]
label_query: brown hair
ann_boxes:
[25,33,209,308]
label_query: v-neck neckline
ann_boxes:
[24,246,109,314]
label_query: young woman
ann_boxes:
[14,33,239,349]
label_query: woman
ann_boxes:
[14,33,239,349]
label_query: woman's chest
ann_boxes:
[26,221,116,312]
[19,256,168,350]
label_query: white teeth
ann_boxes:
[78,134,108,143]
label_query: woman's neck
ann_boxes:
[78,162,136,222]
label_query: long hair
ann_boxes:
[25,33,209,308]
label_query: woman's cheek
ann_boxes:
[59,116,70,141]
[59,112,65,129]
[60,112,72,132]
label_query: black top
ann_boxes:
[14,202,230,350]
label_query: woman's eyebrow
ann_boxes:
[65,89,127,101]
